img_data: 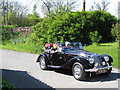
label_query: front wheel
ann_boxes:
[72,62,86,81]
[101,62,112,76]
[101,68,112,76]
[39,56,48,70]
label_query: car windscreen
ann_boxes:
[70,42,83,50]
[60,42,83,51]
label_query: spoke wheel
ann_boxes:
[101,68,112,76]
[39,56,47,70]
[101,63,112,76]
[72,62,86,81]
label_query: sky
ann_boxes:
[8,0,120,18]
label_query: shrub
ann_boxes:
[111,23,120,41]
[32,10,117,45]
[1,26,20,45]
[89,31,102,45]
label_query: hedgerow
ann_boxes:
[32,10,117,45]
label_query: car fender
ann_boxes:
[61,57,90,69]
[101,55,113,62]
[36,53,50,64]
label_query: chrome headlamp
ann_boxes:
[104,56,109,62]
[94,63,99,67]
[89,58,94,64]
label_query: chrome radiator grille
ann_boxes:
[93,55,103,67]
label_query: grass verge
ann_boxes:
[0,42,43,54]
[84,42,119,69]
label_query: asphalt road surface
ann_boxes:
[0,49,119,89]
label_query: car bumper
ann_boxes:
[85,65,112,72]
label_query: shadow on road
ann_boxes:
[55,69,72,76]
[1,69,55,89]
[54,68,120,82]
[86,72,120,82]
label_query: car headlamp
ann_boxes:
[102,61,106,66]
[94,63,99,67]
[104,56,109,62]
[89,58,94,64]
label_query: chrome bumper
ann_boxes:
[85,65,112,72]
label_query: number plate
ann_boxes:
[97,69,107,74]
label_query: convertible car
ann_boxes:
[36,42,113,80]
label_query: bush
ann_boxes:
[2,77,16,89]
[33,11,117,44]
[111,23,120,41]
[1,26,20,45]
[89,31,102,45]
[32,10,117,46]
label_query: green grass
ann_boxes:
[84,42,119,69]
[0,42,43,54]
[0,76,16,89]
[0,42,119,69]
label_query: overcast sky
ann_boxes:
[8,0,120,18]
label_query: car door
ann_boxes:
[50,51,65,66]
[65,51,75,62]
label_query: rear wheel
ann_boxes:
[39,56,48,70]
[72,62,86,81]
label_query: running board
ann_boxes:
[47,65,61,68]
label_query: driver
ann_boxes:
[65,42,71,48]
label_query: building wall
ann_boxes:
[12,26,33,33]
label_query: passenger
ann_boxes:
[43,43,53,49]
[50,41,61,53]
[53,41,60,49]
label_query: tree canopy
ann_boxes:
[32,10,117,45]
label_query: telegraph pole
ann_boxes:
[83,0,86,11]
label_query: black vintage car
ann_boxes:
[36,42,113,80]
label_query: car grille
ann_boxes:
[93,55,103,67]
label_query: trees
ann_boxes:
[111,23,120,41]
[32,10,117,45]
[93,0,110,11]
[41,0,53,14]
[26,4,41,25]
[7,1,28,25]
[41,0,78,15]
[5,1,41,26]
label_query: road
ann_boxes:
[0,49,119,89]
